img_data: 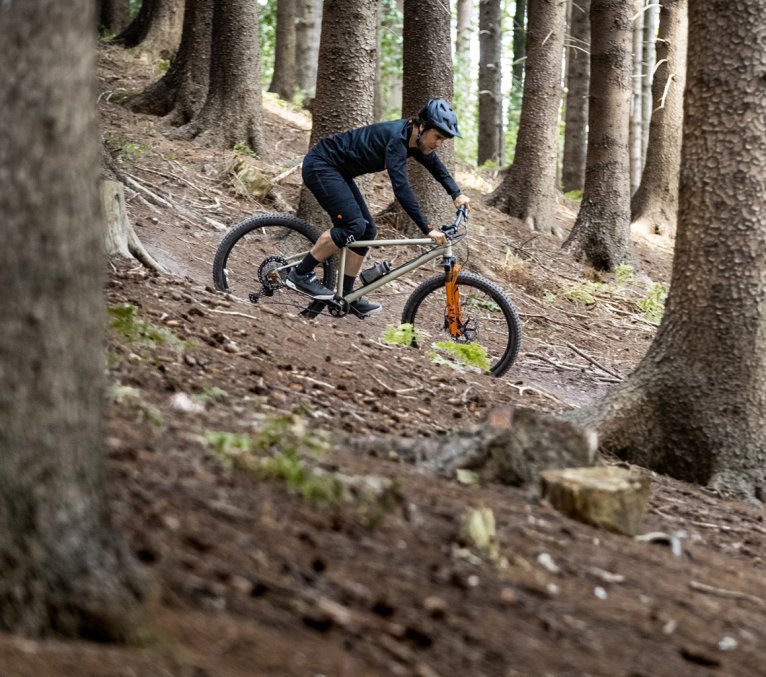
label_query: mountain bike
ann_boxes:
[212,206,521,376]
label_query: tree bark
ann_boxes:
[629,0,644,195]
[641,1,660,161]
[0,0,145,637]
[99,0,131,35]
[113,0,184,62]
[173,0,265,154]
[486,0,567,235]
[569,0,766,500]
[477,0,503,166]
[297,0,378,227]
[511,0,527,94]
[561,0,591,193]
[295,0,322,95]
[269,0,297,101]
[631,0,686,238]
[126,0,213,124]
[562,0,633,270]
[395,0,457,231]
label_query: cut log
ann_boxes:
[540,466,651,536]
[100,180,167,273]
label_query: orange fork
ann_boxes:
[445,264,464,337]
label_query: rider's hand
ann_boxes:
[428,229,447,245]
[454,194,471,211]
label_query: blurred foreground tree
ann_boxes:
[0,0,146,637]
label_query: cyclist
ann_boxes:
[286,98,471,317]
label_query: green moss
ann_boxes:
[381,322,423,346]
[431,341,490,372]
[637,282,668,325]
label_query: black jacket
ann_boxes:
[310,119,461,234]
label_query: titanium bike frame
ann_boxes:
[336,237,453,305]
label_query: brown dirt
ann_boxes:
[3,44,764,677]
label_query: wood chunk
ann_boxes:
[540,466,651,536]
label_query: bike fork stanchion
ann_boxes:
[444,257,464,337]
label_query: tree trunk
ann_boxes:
[173,0,265,154]
[99,0,131,35]
[297,0,378,227]
[295,0,322,95]
[113,0,184,62]
[477,0,503,166]
[486,0,566,235]
[508,0,527,145]
[631,0,688,238]
[0,0,145,637]
[511,0,527,93]
[570,0,766,500]
[269,0,297,101]
[562,0,633,270]
[641,1,659,162]
[453,0,475,160]
[629,0,644,195]
[375,0,404,121]
[126,0,213,124]
[561,0,590,193]
[400,0,457,230]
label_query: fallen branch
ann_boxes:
[566,342,623,381]
[689,580,766,608]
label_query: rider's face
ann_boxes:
[418,127,449,154]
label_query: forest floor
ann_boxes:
[3,44,765,677]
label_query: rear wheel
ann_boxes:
[212,213,336,311]
[401,271,521,377]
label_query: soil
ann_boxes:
[3,45,765,677]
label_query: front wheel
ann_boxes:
[401,271,521,377]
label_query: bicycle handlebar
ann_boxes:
[440,205,469,239]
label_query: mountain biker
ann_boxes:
[286,98,471,317]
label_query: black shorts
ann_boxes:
[302,151,377,254]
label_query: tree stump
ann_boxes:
[100,180,167,273]
[540,466,651,536]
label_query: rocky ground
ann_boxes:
[2,44,764,677]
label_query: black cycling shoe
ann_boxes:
[286,268,335,300]
[349,297,382,318]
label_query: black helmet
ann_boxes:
[418,98,461,138]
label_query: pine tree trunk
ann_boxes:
[174,0,265,154]
[641,1,659,161]
[570,0,766,500]
[99,0,131,34]
[269,0,297,100]
[631,0,687,238]
[297,0,378,227]
[562,0,633,270]
[0,0,145,637]
[126,0,213,124]
[629,0,644,195]
[477,0,502,166]
[561,0,590,193]
[114,0,184,62]
[511,0,527,93]
[400,0,457,230]
[486,0,566,235]
[295,0,322,95]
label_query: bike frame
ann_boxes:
[337,238,453,304]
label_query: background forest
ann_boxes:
[1,0,766,675]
